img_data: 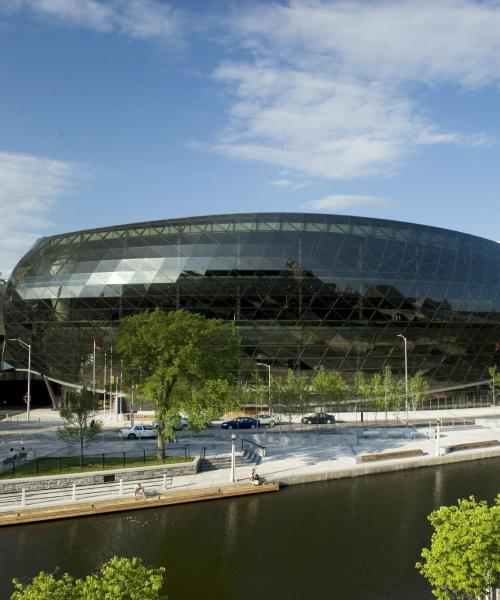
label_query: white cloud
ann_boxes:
[304,195,390,212]
[4,0,179,41]
[0,150,79,275]
[210,0,497,180]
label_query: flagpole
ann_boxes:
[92,339,96,393]
[103,351,107,420]
[110,345,113,419]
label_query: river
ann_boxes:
[1,458,498,599]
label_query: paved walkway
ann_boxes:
[0,406,499,514]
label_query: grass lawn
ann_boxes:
[0,455,194,479]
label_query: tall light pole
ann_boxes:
[256,362,271,413]
[397,334,408,425]
[9,338,31,422]
[230,433,236,483]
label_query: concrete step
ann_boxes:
[199,455,252,472]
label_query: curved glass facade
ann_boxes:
[3,213,500,385]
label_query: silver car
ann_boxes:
[119,424,157,439]
[255,414,280,427]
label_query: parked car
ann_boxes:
[152,417,189,431]
[171,416,189,431]
[119,424,157,439]
[301,412,335,425]
[255,414,280,427]
[221,417,259,430]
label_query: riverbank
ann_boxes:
[0,407,498,525]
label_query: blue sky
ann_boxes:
[1,0,500,273]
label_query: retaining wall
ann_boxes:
[0,458,199,493]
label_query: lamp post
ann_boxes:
[230,434,236,483]
[397,334,409,425]
[256,362,271,413]
[9,338,31,422]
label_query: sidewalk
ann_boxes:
[0,407,499,519]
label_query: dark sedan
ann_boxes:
[221,417,259,430]
[301,412,335,425]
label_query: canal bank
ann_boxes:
[0,421,498,525]
[0,456,498,600]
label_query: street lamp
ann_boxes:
[256,362,271,413]
[397,334,409,425]
[9,338,31,422]
[230,434,236,483]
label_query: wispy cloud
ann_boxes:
[3,0,180,41]
[210,0,497,180]
[304,195,390,212]
[0,150,80,274]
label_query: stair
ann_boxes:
[198,453,254,473]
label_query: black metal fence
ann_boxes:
[2,445,191,478]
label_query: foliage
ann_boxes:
[352,371,371,402]
[381,365,404,410]
[311,366,348,404]
[409,371,430,410]
[488,365,500,405]
[57,388,101,461]
[416,495,500,600]
[368,372,385,410]
[11,556,167,600]
[116,309,240,457]
[11,572,76,600]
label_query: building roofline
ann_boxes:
[36,212,498,246]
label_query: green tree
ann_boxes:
[409,371,430,411]
[417,495,500,600]
[57,388,101,465]
[276,370,309,426]
[11,572,76,600]
[116,309,240,458]
[312,366,348,408]
[369,372,385,421]
[382,365,405,411]
[488,365,500,406]
[11,557,166,600]
[352,371,371,402]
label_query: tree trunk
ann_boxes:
[156,428,165,460]
[80,433,84,469]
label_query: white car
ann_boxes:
[119,423,157,439]
[255,414,280,427]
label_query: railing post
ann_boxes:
[21,488,26,507]
[143,449,146,465]
[102,453,105,469]
[119,478,123,496]
[123,452,126,468]
[59,456,62,473]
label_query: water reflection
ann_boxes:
[0,459,498,600]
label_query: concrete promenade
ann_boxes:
[0,407,499,523]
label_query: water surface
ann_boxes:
[1,458,499,599]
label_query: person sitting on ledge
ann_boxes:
[250,468,260,486]
[134,482,145,499]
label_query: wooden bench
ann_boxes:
[443,440,499,454]
[357,448,424,464]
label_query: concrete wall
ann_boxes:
[0,457,199,493]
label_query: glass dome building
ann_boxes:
[3,212,500,387]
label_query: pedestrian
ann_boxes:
[134,482,145,499]
[9,448,18,463]
[250,468,260,486]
